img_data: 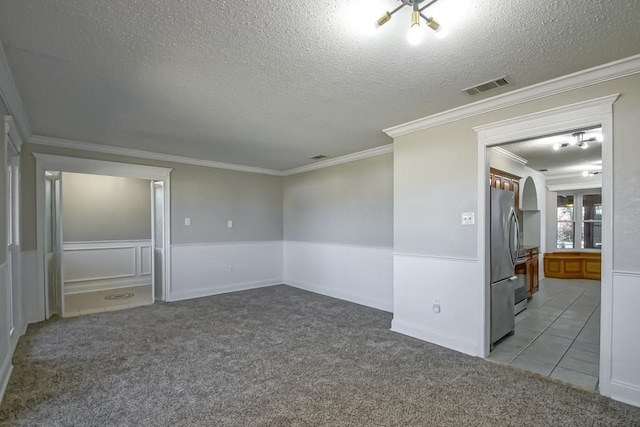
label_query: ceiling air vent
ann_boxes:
[462,76,510,96]
[310,155,327,160]
[539,168,549,172]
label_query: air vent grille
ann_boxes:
[463,76,509,96]
[539,168,549,172]
[310,155,327,160]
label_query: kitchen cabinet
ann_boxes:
[490,167,521,211]
[516,247,539,297]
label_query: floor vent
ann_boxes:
[310,155,327,160]
[463,76,509,96]
[105,293,135,301]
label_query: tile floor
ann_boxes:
[64,285,153,317]
[488,278,600,391]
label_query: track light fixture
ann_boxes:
[376,0,446,44]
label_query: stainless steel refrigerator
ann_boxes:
[490,187,521,347]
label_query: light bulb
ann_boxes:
[582,170,590,177]
[553,143,561,151]
[407,23,424,45]
[581,142,589,149]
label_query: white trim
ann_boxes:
[384,54,640,138]
[391,318,478,356]
[34,154,172,321]
[545,172,600,180]
[29,135,395,177]
[5,117,23,154]
[392,252,478,263]
[0,43,31,140]
[547,182,602,192]
[170,280,280,302]
[612,270,640,278]
[286,279,392,313]
[64,278,152,295]
[140,245,152,276]
[280,144,394,176]
[30,135,282,176]
[0,354,13,405]
[170,240,284,248]
[491,147,527,166]
[64,239,152,245]
[474,95,616,398]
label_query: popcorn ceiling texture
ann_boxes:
[0,0,639,169]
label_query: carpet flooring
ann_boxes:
[1,285,639,426]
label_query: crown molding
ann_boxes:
[28,135,394,177]
[545,172,602,181]
[0,40,31,140]
[28,135,283,176]
[491,146,527,165]
[547,181,602,192]
[280,144,393,176]
[383,54,640,138]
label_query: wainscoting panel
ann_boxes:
[609,270,640,407]
[170,241,283,301]
[63,240,152,294]
[283,241,393,312]
[0,262,13,402]
[392,254,480,356]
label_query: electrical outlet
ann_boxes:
[184,218,191,226]
[433,300,441,314]
[228,266,234,273]
[227,220,233,228]
[461,212,474,225]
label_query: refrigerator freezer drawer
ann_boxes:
[491,278,515,346]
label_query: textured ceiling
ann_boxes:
[501,128,602,177]
[0,0,639,170]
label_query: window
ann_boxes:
[556,192,602,250]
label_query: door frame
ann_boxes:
[34,154,172,320]
[473,94,617,395]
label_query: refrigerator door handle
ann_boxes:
[507,210,517,267]
[514,210,521,260]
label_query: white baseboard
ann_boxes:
[391,318,478,356]
[64,278,151,295]
[170,279,281,302]
[283,241,393,313]
[0,352,12,404]
[286,279,392,313]
[608,380,640,408]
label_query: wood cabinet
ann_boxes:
[544,252,601,280]
[490,167,521,211]
[516,247,539,297]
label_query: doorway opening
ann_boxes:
[474,94,616,398]
[35,155,172,320]
[486,126,603,391]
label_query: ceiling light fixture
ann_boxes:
[376,0,446,44]
[552,131,599,152]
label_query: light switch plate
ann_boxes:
[184,218,191,226]
[227,220,233,228]
[461,212,474,225]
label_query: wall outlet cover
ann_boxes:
[461,212,474,225]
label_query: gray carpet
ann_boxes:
[1,285,639,426]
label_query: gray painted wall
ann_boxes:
[395,73,640,271]
[0,120,6,264]
[20,143,283,250]
[62,172,151,242]
[283,154,393,247]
